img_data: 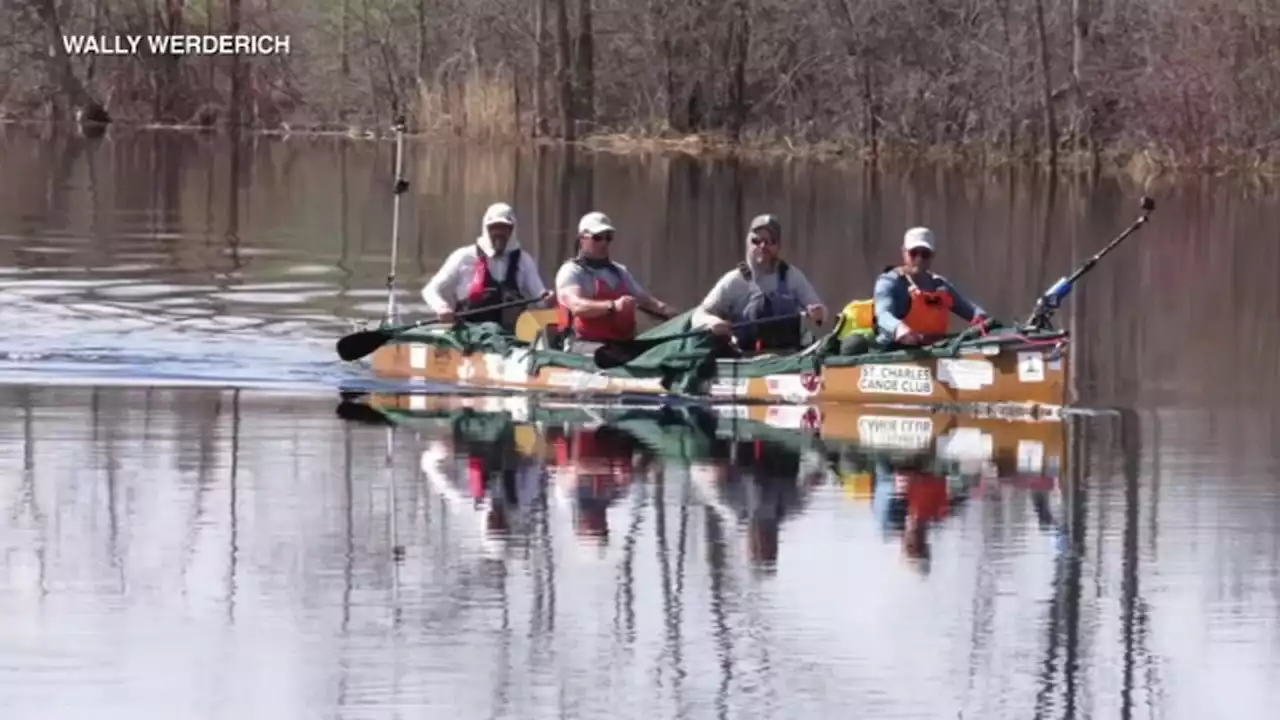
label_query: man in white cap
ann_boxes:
[872,226,989,348]
[553,211,677,350]
[421,202,551,330]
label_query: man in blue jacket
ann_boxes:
[872,227,989,349]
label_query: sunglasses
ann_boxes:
[750,234,778,246]
[908,248,933,259]
[591,232,614,243]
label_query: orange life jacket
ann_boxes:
[900,268,954,337]
[556,258,637,342]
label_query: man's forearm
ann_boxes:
[639,295,673,318]
[561,291,614,318]
[691,306,722,328]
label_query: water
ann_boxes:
[2,124,1279,718]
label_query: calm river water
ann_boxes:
[1,124,1278,719]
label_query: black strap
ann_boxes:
[503,248,522,287]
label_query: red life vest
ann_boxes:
[552,430,634,484]
[458,245,523,325]
[556,258,636,342]
[898,268,954,338]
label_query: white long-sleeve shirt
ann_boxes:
[421,239,549,314]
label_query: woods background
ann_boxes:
[3,0,1276,170]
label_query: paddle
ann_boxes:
[1024,195,1155,331]
[592,312,807,370]
[335,293,549,362]
[515,307,559,343]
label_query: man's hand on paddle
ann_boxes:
[436,309,456,324]
[612,295,637,315]
[894,324,924,346]
[707,317,733,337]
[805,304,827,325]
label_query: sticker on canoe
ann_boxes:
[857,364,933,396]
[936,358,995,391]
[457,357,477,381]
[708,378,750,397]
[1017,351,1045,382]
[764,405,823,429]
[409,344,429,369]
[612,377,667,392]
[856,416,934,450]
[547,370,610,391]
[1017,440,1045,473]
[936,427,994,461]
[484,350,531,384]
[765,373,823,401]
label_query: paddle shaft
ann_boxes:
[635,311,805,346]
[336,293,548,361]
[384,117,410,325]
[592,312,809,369]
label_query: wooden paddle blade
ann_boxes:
[515,308,560,344]
[335,327,394,362]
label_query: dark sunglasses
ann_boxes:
[908,248,933,259]
[591,232,614,243]
[750,234,778,246]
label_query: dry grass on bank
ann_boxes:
[415,69,521,143]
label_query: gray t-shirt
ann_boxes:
[554,259,649,299]
[698,264,823,320]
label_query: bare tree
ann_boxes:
[553,0,575,139]
[1,0,1277,171]
[1033,0,1057,167]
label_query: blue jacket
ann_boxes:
[872,269,986,346]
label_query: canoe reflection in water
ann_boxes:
[418,410,547,554]
[545,424,649,547]
[849,445,1066,574]
[870,455,963,574]
[354,393,1068,575]
[691,436,825,573]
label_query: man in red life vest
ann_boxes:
[549,424,641,545]
[872,227,991,349]
[553,211,677,352]
[896,468,951,572]
[421,202,552,330]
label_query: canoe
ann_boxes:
[340,391,1067,485]
[368,320,1071,413]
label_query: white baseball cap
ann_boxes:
[482,202,516,227]
[578,211,615,236]
[903,227,935,252]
